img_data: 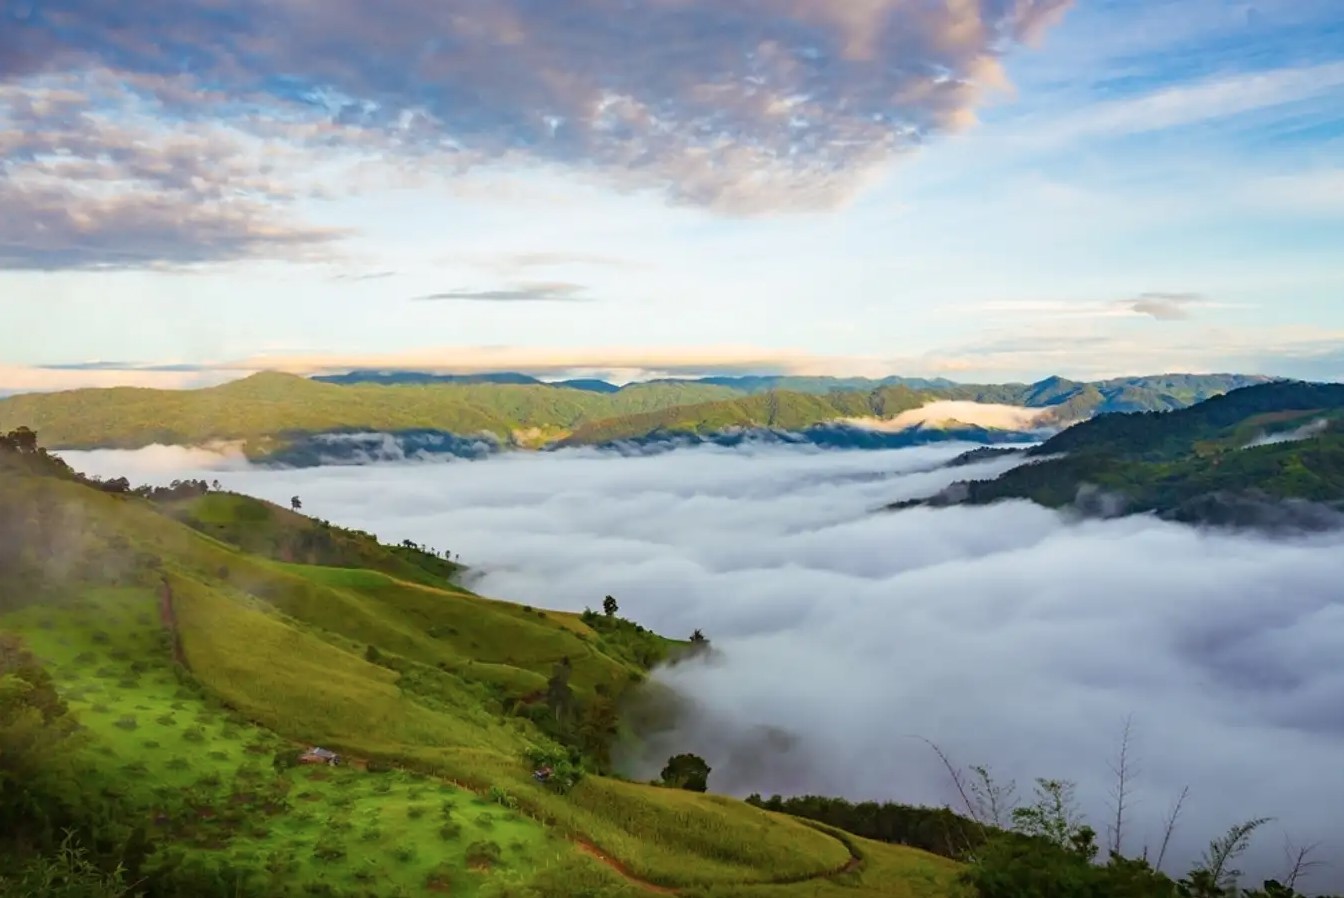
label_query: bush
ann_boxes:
[487,786,518,810]
[114,715,138,730]
[438,821,463,841]
[465,841,502,869]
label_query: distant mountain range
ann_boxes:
[0,370,1273,463]
[894,381,1344,530]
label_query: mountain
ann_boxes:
[0,432,961,896]
[315,370,547,386]
[0,370,1271,461]
[894,381,1344,529]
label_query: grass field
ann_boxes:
[0,463,965,897]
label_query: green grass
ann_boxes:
[1,465,964,897]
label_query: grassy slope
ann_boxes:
[1,469,961,897]
[0,373,1267,455]
[932,382,1344,515]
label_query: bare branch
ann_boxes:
[1282,837,1326,891]
[1107,714,1139,858]
[908,735,985,829]
[969,764,1018,830]
[1155,785,1189,873]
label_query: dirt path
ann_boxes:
[574,840,679,895]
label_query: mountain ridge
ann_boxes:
[0,371,1273,459]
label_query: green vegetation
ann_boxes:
[0,372,740,454]
[2,429,964,897]
[0,371,1268,457]
[899,382,1344,526]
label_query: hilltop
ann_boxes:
[895,381,1344,528]
[0,371,1269,463]
[0,430,962,898]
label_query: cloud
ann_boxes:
[1009,60,1344,149]
[850,401,1054,431]
[413,282,591,303]
[0,363,234,396]
[57,441,1344,890]
[7,0,1074,218]
[0,79,347,269]
[1123,292,1206,321]
[332,270,398,282]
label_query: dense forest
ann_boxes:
[897,382,1344,528]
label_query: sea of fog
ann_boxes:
[61,442,1344,888]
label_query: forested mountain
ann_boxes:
[897,381,1344,529]
[0,371,1270,459]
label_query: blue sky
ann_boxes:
[1,0,1342,391]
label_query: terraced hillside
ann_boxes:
[0,434,964,898]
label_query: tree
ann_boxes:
[690,629,707,644]
[0,635,85,835]
[545,657,574,723]
[602,595,618,617]
[577,697,620,770]
[290,496,302,511]
[661,753,710,792]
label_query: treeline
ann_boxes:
[1033,381,1344,462]
[745,793,985,859]
[751,757,1342,898]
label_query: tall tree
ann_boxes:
[602,595,618,617]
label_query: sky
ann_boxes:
[60,441,1344,889]
[3,0,1344,390]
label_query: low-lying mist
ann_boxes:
[62,442,1344,887]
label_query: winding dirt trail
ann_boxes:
[574,840,678,895]
[572,834,864,895]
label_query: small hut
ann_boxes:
[299,746,341,766]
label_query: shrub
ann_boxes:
[487,786,518,809]
[406,805,426,820]
[465,841,502,869]
[391,845,417,864]
[438,821,463,841]
[114,715,138,731]
[182,726,207,743]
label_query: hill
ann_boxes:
[0,372,1270,461]
[0,430,964,898]
[893,381,1344,528]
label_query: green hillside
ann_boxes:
[0,373,740,453]
[1,430,964,898]
[898,381,1344,525]
[557,386,925,446]
[0,372,1269,457]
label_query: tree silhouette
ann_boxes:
[602,595,619,617]
[290,496,302,512]
[660,753,710,792]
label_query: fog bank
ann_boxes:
[60,443,1344,888]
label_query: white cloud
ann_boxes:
[59,442,1344,890]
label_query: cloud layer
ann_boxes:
[1,0,1073,267]
[59,441,1344,889]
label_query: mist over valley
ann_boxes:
[61,440,1344,888]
